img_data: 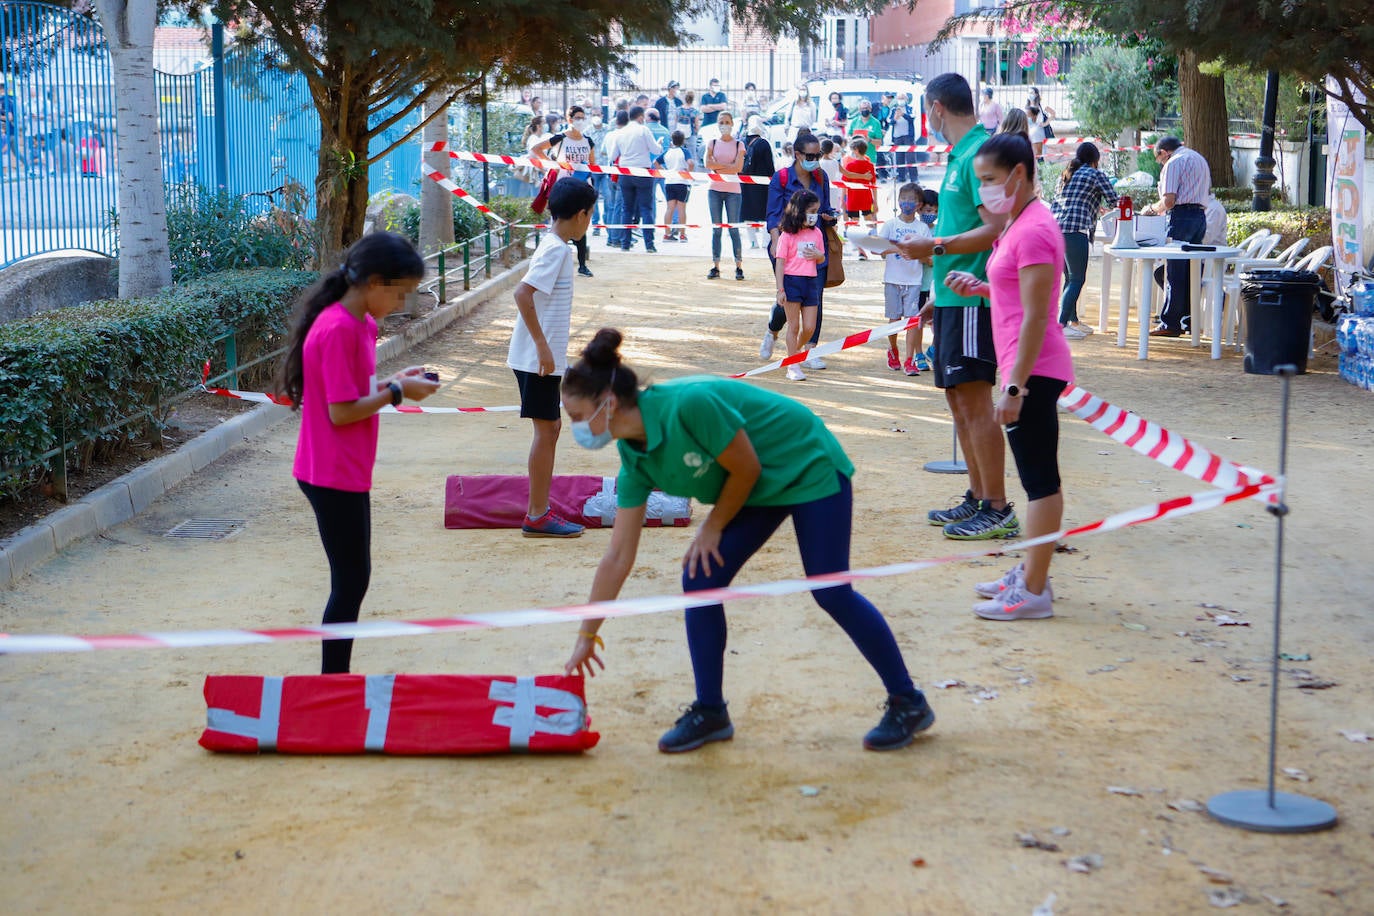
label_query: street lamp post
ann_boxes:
[1252,70,1281,211]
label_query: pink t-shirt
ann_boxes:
[986,199,1074,384]
[292,302,380,492]
[775,226,823,277]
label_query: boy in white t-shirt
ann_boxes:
[509,179,598,537]
[875,182,932,375]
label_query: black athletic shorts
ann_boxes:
[512,369,562,421]
[932,304,997,389]
[1005,375,1069,501]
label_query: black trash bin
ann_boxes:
[1240,269,1320,374]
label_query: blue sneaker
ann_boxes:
[915,351,930,372]
[522,509,584,538]
[863,692,935,751]
[658,702,734,753]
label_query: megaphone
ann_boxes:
[1114,195,1138,249]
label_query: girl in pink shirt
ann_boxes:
[772,190,826,381]
[277,232,440,673]
[944,133,1071,623]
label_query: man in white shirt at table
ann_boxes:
[1141,136,1212,337]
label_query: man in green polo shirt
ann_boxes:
[847,100,883,166]
[894,72,1016,542]
[558,330,935,756]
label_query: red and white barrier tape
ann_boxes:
[421,167,509,223]
[0,480,1275,655]
[728,316,921,379]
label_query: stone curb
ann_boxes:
[0,261,526,589]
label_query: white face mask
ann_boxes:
[571,119,586,131]
[804,212,819,227]
[979,172,1023,215]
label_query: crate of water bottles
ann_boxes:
[1337,311,1374,390]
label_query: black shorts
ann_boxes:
[1005,376,1069,501]
[932,304,997,389]
[512,369,562,421]
[664,184,690,202]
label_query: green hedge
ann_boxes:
[1225,206,1330,252]
[0,268,315,497]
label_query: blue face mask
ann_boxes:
[571,398,613,450]
[899,201,918,214]
[799,158,821,172]
[920,213,937,225]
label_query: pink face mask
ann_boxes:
[979,172,1022,215]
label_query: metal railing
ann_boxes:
[421,226,525,304]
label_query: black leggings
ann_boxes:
[298,480,371,674]
[573,233,588,269]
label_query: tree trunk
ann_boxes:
[314,76,372,269]
[419,88,455,256]
[93,0,171,297]
[1178,49,1235,188]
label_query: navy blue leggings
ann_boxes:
[681,473,915,706]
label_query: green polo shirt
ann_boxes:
[933,123,992,308]
[848,115,883,164]
[615,377,855,509]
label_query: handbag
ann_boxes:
[823,222,845,288]
[530,138,562,214]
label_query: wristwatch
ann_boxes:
[1005,383,1028,398]
[931,237,947,257]
[387,380,403,406]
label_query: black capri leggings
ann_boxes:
[1004,375,1069,502]
[298,480,371,674]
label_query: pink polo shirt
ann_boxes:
[986,199,1074,385]
[292,302,380,492]
[775,227,823,277]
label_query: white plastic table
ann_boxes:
[1100,244,1244,359]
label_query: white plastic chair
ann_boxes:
[1292,245,1333,274]
[1272,237,1310,267]
[1206,232,1278,344]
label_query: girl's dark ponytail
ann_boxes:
[1060,141,1101,192]
[276,232,425,409]
[562,327,641,406]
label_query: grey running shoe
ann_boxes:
[944,502,1020,540]
[973,581,1054,620]
[974,563,1024,599]
[928,489,979,527]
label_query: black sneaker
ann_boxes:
[943,501,1020,540]
[735,267,746,281]
[927,489,979,527]
[707,267,721,279]
[577,265,594,278]
[863,692,935,751]
[658,702,734,753]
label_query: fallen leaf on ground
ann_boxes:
[1050,826,1072,837]
[1214,615,1250,627]
[1231,675,1253,683]
[1032,892,1057,916]
[1122,622,1149,631]
[1016,832,1061,852]
[1297,680,1339,690]
[1064,853,1104,873]
[1208,887,1246,908]
[1338,730,1371,743]
[1107,786,1143,797]
[909,857,926,868]
[1282,768,1310,782]
[932,679,964,689]
[1168,799,1205,812]
[1261,893,1288,907]
[1278,653,1311,662]
[1197,865,1234,885]
[1088,665,1119,675]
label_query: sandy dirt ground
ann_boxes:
[2,239,1373,915]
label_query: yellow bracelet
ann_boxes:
[580,631,605,650]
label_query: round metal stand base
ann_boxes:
[923,460,967,475]
[1207,790,1338,834]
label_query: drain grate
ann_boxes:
[164,518,246,540]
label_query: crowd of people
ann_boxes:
[0,79,107,181]
[293,72,1154,757]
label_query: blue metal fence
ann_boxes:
[0,3,421,271]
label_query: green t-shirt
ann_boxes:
[616,377,855,509]
[933,123,992,308]
[848,115,883,164]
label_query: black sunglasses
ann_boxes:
[800,152,822,161]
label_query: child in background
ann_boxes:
[876,183,931,375]
[915,188,939,372]
[841,138,877,258]
[773,189,826,382]
[818,138,842,187]
[278,232,441,674]
[662,130,694,242]
[510,178,599,538]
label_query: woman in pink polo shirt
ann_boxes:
[945,132,1072,623]
[277,232,440,673]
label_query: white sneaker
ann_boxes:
[785,366,807,381]
[974,563,1023,599]
[1061,325,1089,340]
[1069,322,1095,336]
[803,355,827,369]
[973,582,1054,621]
[760,332,776,360]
